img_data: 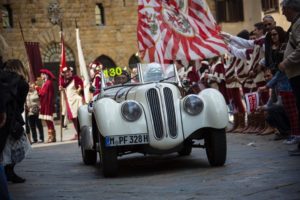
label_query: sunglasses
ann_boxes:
[271,33,278,37]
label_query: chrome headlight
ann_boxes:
[87,101,94,113]
[183,95,204,116]
[121,101,142,122]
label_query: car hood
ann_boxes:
[101,82,179,103]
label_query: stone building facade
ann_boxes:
[0,0,290,75]
[0,0,141,74]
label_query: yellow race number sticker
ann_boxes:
[103,67,122,78]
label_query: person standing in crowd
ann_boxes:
[279,0,300,154]
[1,59,30,184]
[89,62,102,96]
[222,22,268,134]
[37,69,56,143]
[60,66,84,140]
[263,15,277,72]
[0,65,11,200]
[205,56,229,104]
[26,83,44,143]
[225,30,249,133]
[186,61,201,94]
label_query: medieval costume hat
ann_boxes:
[40,68,55,79]
[62,66,74,72]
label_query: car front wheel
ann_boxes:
[205,128,227,166]
[81,144,97,165]
[178,140,192,156]
[99,135,118,177]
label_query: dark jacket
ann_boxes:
[0,71,29,154]
[283,16,300,78]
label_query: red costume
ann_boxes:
[38,69,55,121]
[208,60,229,104]
[37,68,56,142]
[92,73,101,96]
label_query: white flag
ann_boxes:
[76,28,90,102]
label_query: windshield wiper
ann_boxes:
[159,75,175,82]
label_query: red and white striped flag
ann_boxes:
[137,0,228,63]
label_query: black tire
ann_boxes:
[205,128,227,166]
[99,135,118,177]
[81,145,97,165]
[178,140,192,156]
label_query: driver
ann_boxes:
[114,70,130,85]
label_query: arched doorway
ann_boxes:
[94,55,116,69]
[42,42,76,119]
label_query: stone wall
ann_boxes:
[0,0,140,71]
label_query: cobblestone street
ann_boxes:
[8,124,300,200]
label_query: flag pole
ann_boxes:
[59,21,64,142]
[19,20,35,83]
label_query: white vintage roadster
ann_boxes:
[78,63,228,177]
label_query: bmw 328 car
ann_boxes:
[77,62,228,177]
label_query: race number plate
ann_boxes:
[105,134,149,147]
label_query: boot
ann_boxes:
[260,123,276,135]
[255,112,267,134]
[47,129,56,143]
[233,113,246,133]
[243,113,256,134]
[259,112,276,135]
[5,164,26,183]
[226,113,238,133]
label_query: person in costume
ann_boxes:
[205,56,229,104]
[37,69,56,143]
[89,62,102,96]
[60,66,84,140]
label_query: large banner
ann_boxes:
[137,0,228,63]
[25,42,43,80]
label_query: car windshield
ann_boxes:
[139,62,178,83]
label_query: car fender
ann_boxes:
[181,88,228,137]
[80,126,94,150]
[78,104,92,129]
[93,98,148,137]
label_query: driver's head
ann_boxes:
[114,70,129,84]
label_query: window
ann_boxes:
[1,5,13,28]
[215,0,244,23]
[43,42,75,63]
[261,0,279,13]
[95,3,105,26]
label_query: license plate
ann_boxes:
[105,134,149,147]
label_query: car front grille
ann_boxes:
[147,87,177,139]
[164,87,177,138]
